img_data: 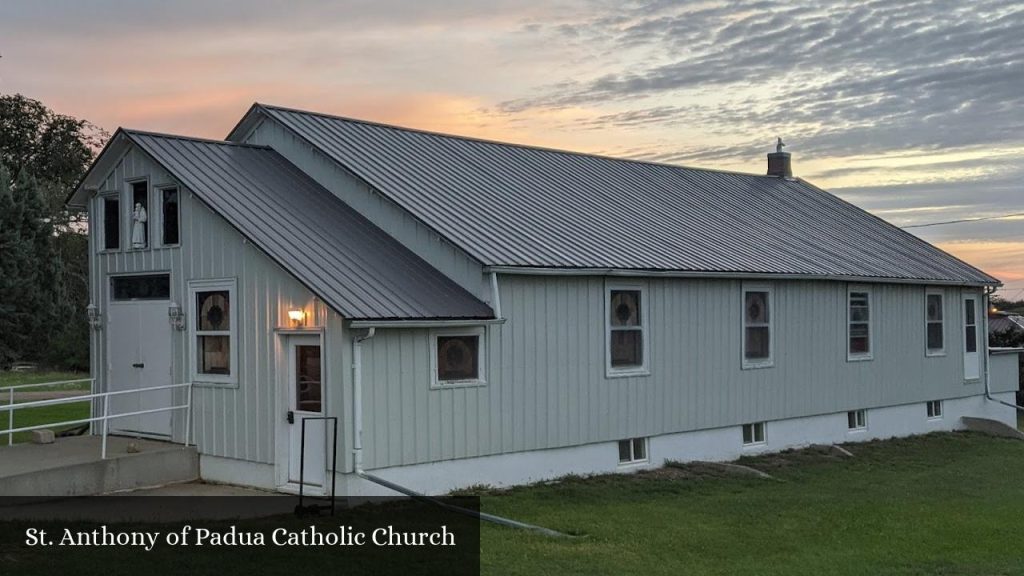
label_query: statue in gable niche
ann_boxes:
[132,202,147,248]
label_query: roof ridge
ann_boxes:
[124,128,273,150]
[255,102,779,180]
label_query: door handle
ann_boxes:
[132,363,145,368]
[287,411,295,424]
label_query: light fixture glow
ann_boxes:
[288,309,306,327]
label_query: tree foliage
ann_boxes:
[0,94,104,370]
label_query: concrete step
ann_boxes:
[0,435,198,497]
[961,416,1024,440]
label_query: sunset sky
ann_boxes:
[2,0,1021,295]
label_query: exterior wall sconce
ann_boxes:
[288,309,307,327]
[168,302,186,331]
[86,304,102,330]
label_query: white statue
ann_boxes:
[132,202,148,248]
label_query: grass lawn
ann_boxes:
[478,432,1024,575]
[0,371,91,444]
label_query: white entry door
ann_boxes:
[285,335,327,491]
[963,294,980,380]
[107,276,173,437]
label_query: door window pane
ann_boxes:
[295,345,322,413]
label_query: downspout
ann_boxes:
[350,305,568,537]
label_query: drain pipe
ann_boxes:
[350,324,569,538]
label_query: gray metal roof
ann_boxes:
[990,314,1024,334]
[245,103,999,286]
[124,130,493,320]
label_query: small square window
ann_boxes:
[742,422,766,445]
[618,437,648,465]
[432,329,486,387]
[927,400,943,419]
[847,409,867,430]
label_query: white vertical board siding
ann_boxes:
[360,275,984,469]
[90,145,344,465]
[243,119,489,301]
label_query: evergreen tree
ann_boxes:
[0,163,32,365]
[11,169,61,362]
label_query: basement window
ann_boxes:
[927,400,943,419]
[431,328,486,388]
[618,437,648,465]
[606,283,648,377]
[847,409,867,431]
[847,286,872,361]
[742,422,766,446]
[190,279,237,385]
[925,290,945,355]
[742,284,773,368]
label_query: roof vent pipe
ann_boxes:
[767,137,792,179]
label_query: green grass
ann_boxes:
[0,371,91,443]
[478,432,1024,575]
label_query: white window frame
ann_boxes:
[430,326,487,389]
[924,288,946,357]
[847,409,867,431]
[157,184,181,248]
[617,437,648,466]
[126,177,151,251]
[605,281,650,378]
[189,278,239,386]
[742,422,767,446]
[847,285,873,362]
[99,193,121,252]
[926,400,943,420]
[741,283,774,369]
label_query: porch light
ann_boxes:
[288,309,307,327]
[168,302,186,331]
[86,304,102,330]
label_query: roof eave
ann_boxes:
[483,265,1001,288]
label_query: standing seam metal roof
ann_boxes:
[124,130,493,320]
[250,104,999,286]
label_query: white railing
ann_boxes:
[0,379,193,459]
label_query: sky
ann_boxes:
[1,0,1021,295]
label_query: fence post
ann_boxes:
[7,388,13,446]
[101,394,109,460]
[184,383,193,448]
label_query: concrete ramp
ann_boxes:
[961,416,1024,440]
[0,436,198,497]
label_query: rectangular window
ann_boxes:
[607,284,647,376]
[431,328,486,387]
[190,279,237,384]
[926,400,943,419]
[847,409,867,430]
[617,437,648,465]
[103,196,120,250]
[742,285,773,368]
[964,299,978,354]
[130,180,148,249]
[161,187,180,246]
[926,290,945,355]
[742,422,766,445]
[848,287,872,360]
[295,344,322,413]
[111,275,170,301]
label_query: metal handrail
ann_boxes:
[0,378,95,393]
[1,380,193,458]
